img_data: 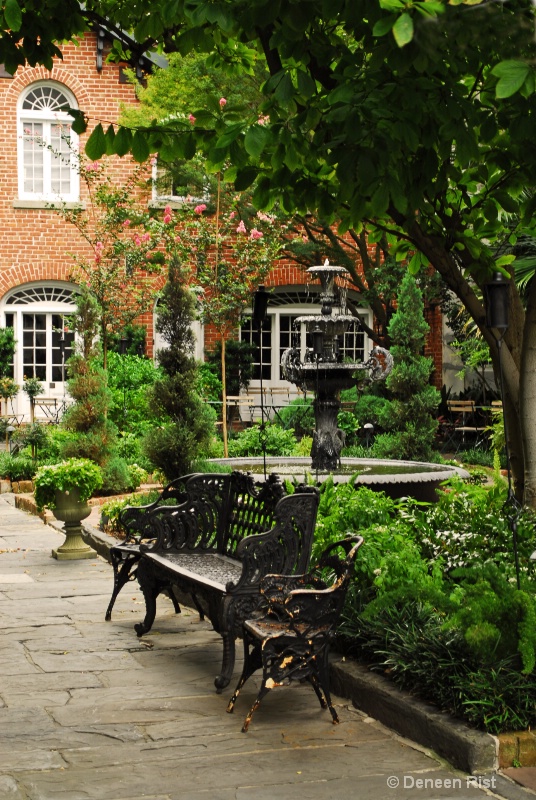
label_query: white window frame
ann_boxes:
[17,81,80,202]
[0,282,78,417]
[241,303,373,394]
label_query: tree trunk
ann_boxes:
[221,337,228,458]
[519,277,536,507]
[393,216,528,502]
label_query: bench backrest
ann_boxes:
[131,471,288,556]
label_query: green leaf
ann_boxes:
[296,69,316,98]
[495,254,516,267]
[113,126,133,157]
[104,124,116,156]
[392,13,414,47]
[85,124,107,161]
[492,60,531,99]
[70,111,88,135]
[379,0,405,9]
[244,125,270,159]
[274,73,295,104]
[131,130,150,163]
[373,15,396,36]
[215,123,243,149]
[234,167,259,191]
[4,0,22,32]
[408,252,424,275]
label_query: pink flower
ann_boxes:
[163,214,172,224]
[164,205,172,215]
[194,204,207,214]
[257,115,269,126]
[236,220,247,234]
[188,114,196,124]
[229,211,236,219]
[250,228,263,240]
[133,235,142,246]
[122,219,131,227]
[141,233,151,242]
[219,97,227,107]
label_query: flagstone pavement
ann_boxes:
[0,495,534,800]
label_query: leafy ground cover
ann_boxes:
[310,476,536,734]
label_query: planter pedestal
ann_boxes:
[51,488,95,560]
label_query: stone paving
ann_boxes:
[0,495,534,800]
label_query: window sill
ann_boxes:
[12,200,86,210]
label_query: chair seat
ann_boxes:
[244,617,330,639]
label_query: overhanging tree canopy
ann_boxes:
[2,0,536,503]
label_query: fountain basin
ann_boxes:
[209,457,469,503]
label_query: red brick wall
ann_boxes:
[0,32,139,298]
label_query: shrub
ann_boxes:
[100,489,161,533]
[274,397,314,437]
[127,463,148,490]
[227,423,298,457]
[101,456,131,495]
[313,479,536,732]
[0,453,36,481]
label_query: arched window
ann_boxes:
[1,282,78,393]
[17,82,80,202]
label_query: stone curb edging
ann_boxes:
[329,657,498,775]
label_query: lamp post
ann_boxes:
[120,336,128,431]
[484,271,521,588]
[252,285,270,477]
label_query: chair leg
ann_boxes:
[307,673,328,710]
[242,684,272,733]
[227,638,262,714]
[315,649,339,724]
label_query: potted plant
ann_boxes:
[33,458,103,560]
[22,376,43,424]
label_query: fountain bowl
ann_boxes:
[208,457,469,503]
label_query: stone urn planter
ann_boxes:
[51,487,94,560]
[33,458,103,560]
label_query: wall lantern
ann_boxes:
[252,285,270,331]
[484,272,509,332]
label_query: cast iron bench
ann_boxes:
[106,471,319,691]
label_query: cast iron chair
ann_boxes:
[226,534,364,732]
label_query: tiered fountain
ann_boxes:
[281,261,392,470]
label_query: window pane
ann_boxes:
[278,315,301,379]
[241,316,271,380]
[22,122,44,193]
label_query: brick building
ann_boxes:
[0,29,444,424]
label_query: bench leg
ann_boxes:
[214,632,236,693]
[134,558,161,637]
[105,550,141,621]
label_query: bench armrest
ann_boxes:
[119,474,198,542]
